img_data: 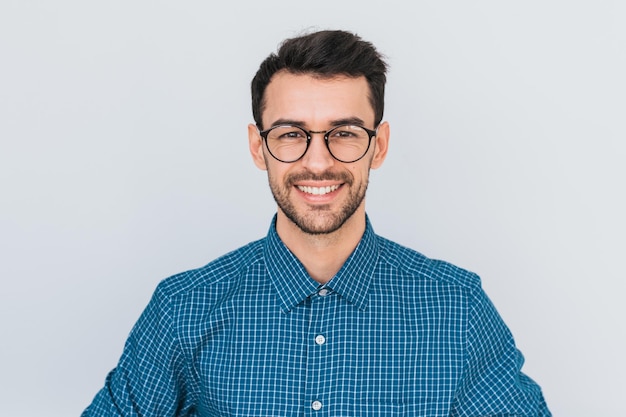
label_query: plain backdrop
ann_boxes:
[1,1,624,416]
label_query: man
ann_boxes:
[83,30,551,416]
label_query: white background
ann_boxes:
[1,1,624,416]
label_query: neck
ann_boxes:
[275,208,367,284]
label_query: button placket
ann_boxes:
[304,289,333,414]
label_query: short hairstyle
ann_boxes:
[251,30,388,130]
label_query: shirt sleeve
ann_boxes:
[81,285,196,417]
[451,287,551,417]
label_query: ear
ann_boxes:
[370,121,389,169]
[248,123,267,171]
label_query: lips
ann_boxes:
[287,171,352,186]
[297,185,341,195]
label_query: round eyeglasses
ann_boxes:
[258,124,378,163]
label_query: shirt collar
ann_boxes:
[263,215,379,313]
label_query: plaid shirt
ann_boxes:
[83,216,550,416]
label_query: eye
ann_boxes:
[268,126,307,141]
[333,130,356,138]
[281,130,306,139]
[328,126,367,140]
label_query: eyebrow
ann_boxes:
[268,116,368,129]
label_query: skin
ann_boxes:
[248,71,389,283]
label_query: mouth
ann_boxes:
[297,184,341,196]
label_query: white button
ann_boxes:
[315,334,326,345]
[318,288,330,296]
[311,400,323,410]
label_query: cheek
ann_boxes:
[349,162,371,181]
[266,162,289,184]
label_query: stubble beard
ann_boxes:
[268,168,369,235]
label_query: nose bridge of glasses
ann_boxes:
[307,129,330,140]
[304,129,334,157]
[295,129,334,168]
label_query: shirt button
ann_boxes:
[315,334,326,345]
[311,400,323,411]
[318,288,330,296]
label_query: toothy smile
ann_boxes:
[297,185,340,195]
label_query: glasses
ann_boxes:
[258,124,378,163]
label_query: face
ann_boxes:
[249,71,389,235]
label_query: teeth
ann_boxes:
[297,185,340,195]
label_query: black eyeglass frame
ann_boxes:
[258,124,378,163]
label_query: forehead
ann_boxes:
[262,71,375,127]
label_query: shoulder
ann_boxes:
[375,235,481,291]
[154,238,266,301]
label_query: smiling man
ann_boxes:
[249,71,389,283]
[83,30,551,416]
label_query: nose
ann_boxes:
[300,132,335,172]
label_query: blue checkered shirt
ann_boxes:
[83,216,550,416]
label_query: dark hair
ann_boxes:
[251,30,388,130]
